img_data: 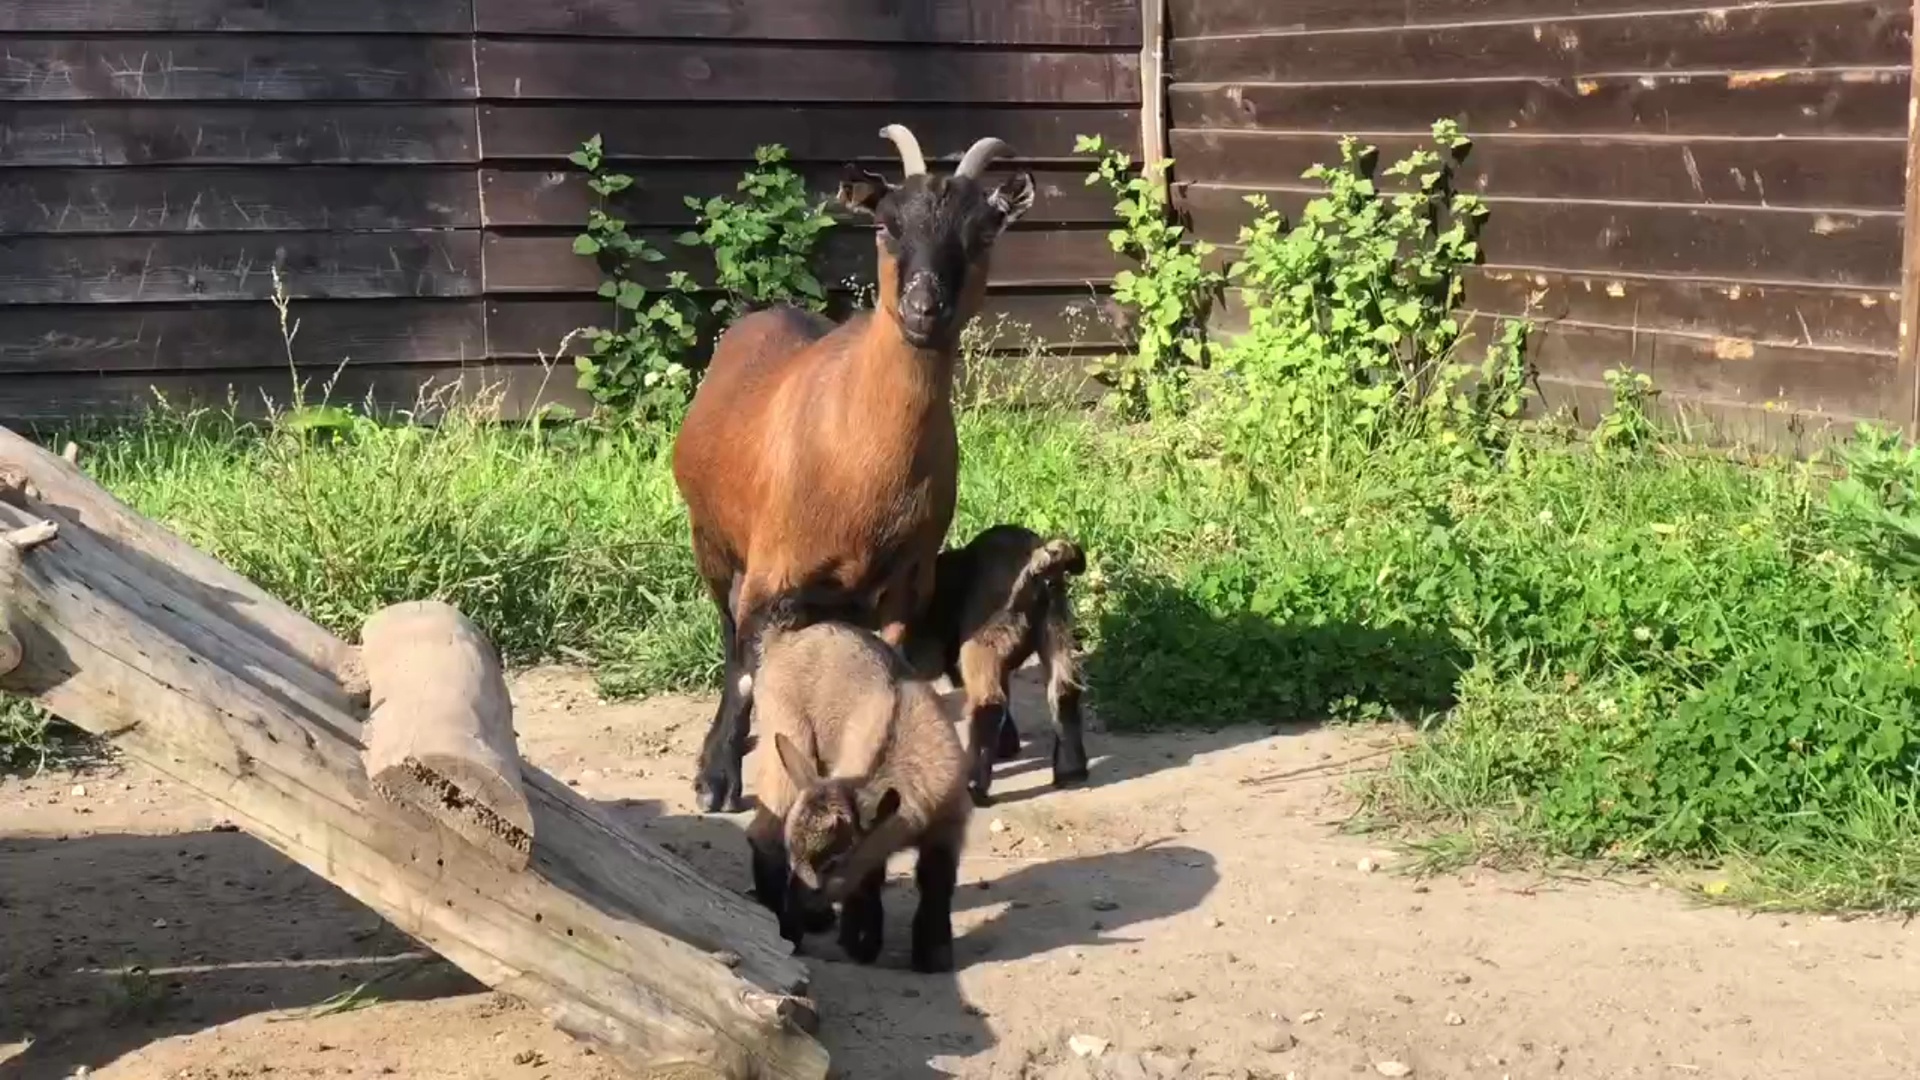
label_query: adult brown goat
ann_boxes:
[672,124,1036,813]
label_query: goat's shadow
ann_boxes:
[608,798,1220,1079]
[964,570,1467,808]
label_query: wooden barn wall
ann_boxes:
[1166,0,1914,446]
[0,0,1142,425]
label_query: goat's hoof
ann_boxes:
[993,722,1023,762]
[839,931,883,966]
[1051,766,1090,789]
[910,941,955,974]
[967,785,995,809]
[693,768,743,814]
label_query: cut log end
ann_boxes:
[373,756,534,870]
[0,626,20,677]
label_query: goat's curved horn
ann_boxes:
[955,136,1013,179]
[879,124,928,176]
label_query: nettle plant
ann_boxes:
[1216,120,1531,461]
[568,135,700,421]
[679,144,836,320]
[1076,134,1225,419]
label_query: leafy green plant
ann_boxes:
[1075,134,1225,419]
[1822,422,1920,582]
[1593,366,1658,455]
[679,144,835,319]
[569,135,700,421]
[1210,121,1528,462]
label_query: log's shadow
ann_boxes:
[607,798,1220,1079]
[0,829,481,1080]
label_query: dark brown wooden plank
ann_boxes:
[1899,0,1920,434]
[0,104,479,166]
[1169,70,1910,137]
[0,361,589,426]
[0,38,477,101]
[1464,268,1900,353]
[1514,318,1898,419]
[474,0,1139,44]
[1169,2,1910,84]
[485,290,1123,359]
[1168,0,1846,37]
[1215,296,1895,422]
[0,232,483,305]
[480,164,1115,228]
[482,226,1120,293]
[479,103,1137,163]
[1532,373,1861,456]
[1,167,480,235]
[2,0,471,32]
[1169,130,1906,209]
[0,299,485,373]
[1181,184,1904,285]
[475,40,1139,103]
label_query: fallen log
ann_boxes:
[0,427,829,1080]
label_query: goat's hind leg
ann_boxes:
[957,640,1009,807]
[1040,591,1090,787]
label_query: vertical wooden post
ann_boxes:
[1140,0,1168,180]
[1899,0,1920,437]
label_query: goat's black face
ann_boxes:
[839,169,1036,349]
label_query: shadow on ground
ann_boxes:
[608,797,1221,1079]
[3,791,1217,1080]
[0,830,480,1080]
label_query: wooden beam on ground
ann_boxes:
[0,427,829,1080]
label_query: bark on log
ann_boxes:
[0,432,829,1080]
[361,600,534,871]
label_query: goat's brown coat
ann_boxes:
[671,129,1034,814]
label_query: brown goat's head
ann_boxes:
[774,733,901,903]
[838,125,1035,350]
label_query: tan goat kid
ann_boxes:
[743,608,971,973]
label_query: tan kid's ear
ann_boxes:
[774,733,820,790]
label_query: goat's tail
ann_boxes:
[738,583,867,656]
[1006,537,1086,615]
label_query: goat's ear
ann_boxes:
[867,787,902,828]
[987,172,1036,231]
[773,733,819,791]
[837,166,891,215]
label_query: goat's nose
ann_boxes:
[901,291,940,319]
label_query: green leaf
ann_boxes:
[572,234,602,256]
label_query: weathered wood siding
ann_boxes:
[1168,0,1912,444]
[0,0,1141,424]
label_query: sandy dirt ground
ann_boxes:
[4,665,1919,1080]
